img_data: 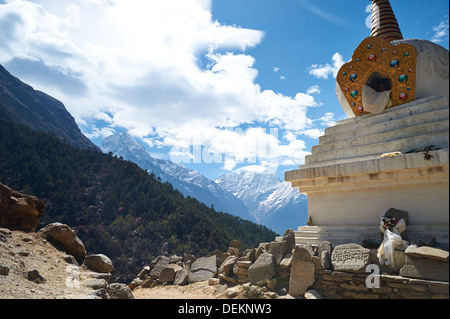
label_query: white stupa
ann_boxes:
[285,0,449,247]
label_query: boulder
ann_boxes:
[150,256,170,279]
[40,222,86,263]
[289,245,315,296]
[170,255,183,264]
[248,252,275,285]
[84,254,114,273]
[159,264,183,283]
[107,283,135,299]
[188,256,217,283]
[0,183,45,232]
[229,240,242,252]
[282,229,296,253]
[219,256,238,277]
[318,241,332,270]
[400,255,449,282]
[174,268,189,286]
[268,241,288,265]
[399,246,449,282]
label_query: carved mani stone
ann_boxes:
[331,243,370,273]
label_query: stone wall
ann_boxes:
[313,269,449,299]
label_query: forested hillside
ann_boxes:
[0,116,277,283]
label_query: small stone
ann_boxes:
[107,283,135,299]
[27,269,46,283]
[0,265,10,276]
[418,235,436,247]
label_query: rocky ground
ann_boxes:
[0,228,98,299]
[0,228,277,300]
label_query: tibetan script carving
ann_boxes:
[331,243,370,273]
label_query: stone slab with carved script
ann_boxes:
[331,243,370,273]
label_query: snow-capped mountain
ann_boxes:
[215,166,308,234]
[101,132,252,221]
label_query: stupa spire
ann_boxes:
[369,0,403,41]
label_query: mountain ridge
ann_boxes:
[215,168,308,234]
[0,64,99,151]
[101,132,254,223]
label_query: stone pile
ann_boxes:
[129,229,322,298]
[129,227,449,299]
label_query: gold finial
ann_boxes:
[369,0,403,41]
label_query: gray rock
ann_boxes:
[83,279,107,290]
[88,289,108,299]
[159,264,183,283]
[174,268,189,285]
[268,241,288,265]
[405,246,449,262]
[248,252,275,285]
[189,256,217,283]
[107,283,135,299]
[289,245,315,296]
[318,241,332,258]
[81,271,111,282]
[320,250,332,270]
[399,255,449,282]
[219,256,238,277]
[84,254,114,273]
[419,235,436,247]
[282,229,296,254]
[150,256,170,279]
[170,255,183,264]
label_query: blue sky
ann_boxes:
[0,0,448,180]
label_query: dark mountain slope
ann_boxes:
[0,64,99,151]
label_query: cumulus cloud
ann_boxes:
[0,0,319,171]
[309,52,345,79]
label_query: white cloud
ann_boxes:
[299,129,324,139]
[307,85,321,95]
[309,52,345,80]
[319,112,336,127]
[0,0,319,171]
[431,15,449,43]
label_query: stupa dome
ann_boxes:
[336,1,449,118]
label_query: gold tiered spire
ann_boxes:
[369,0,403,41]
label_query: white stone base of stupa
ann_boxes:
[285,95,449,247]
